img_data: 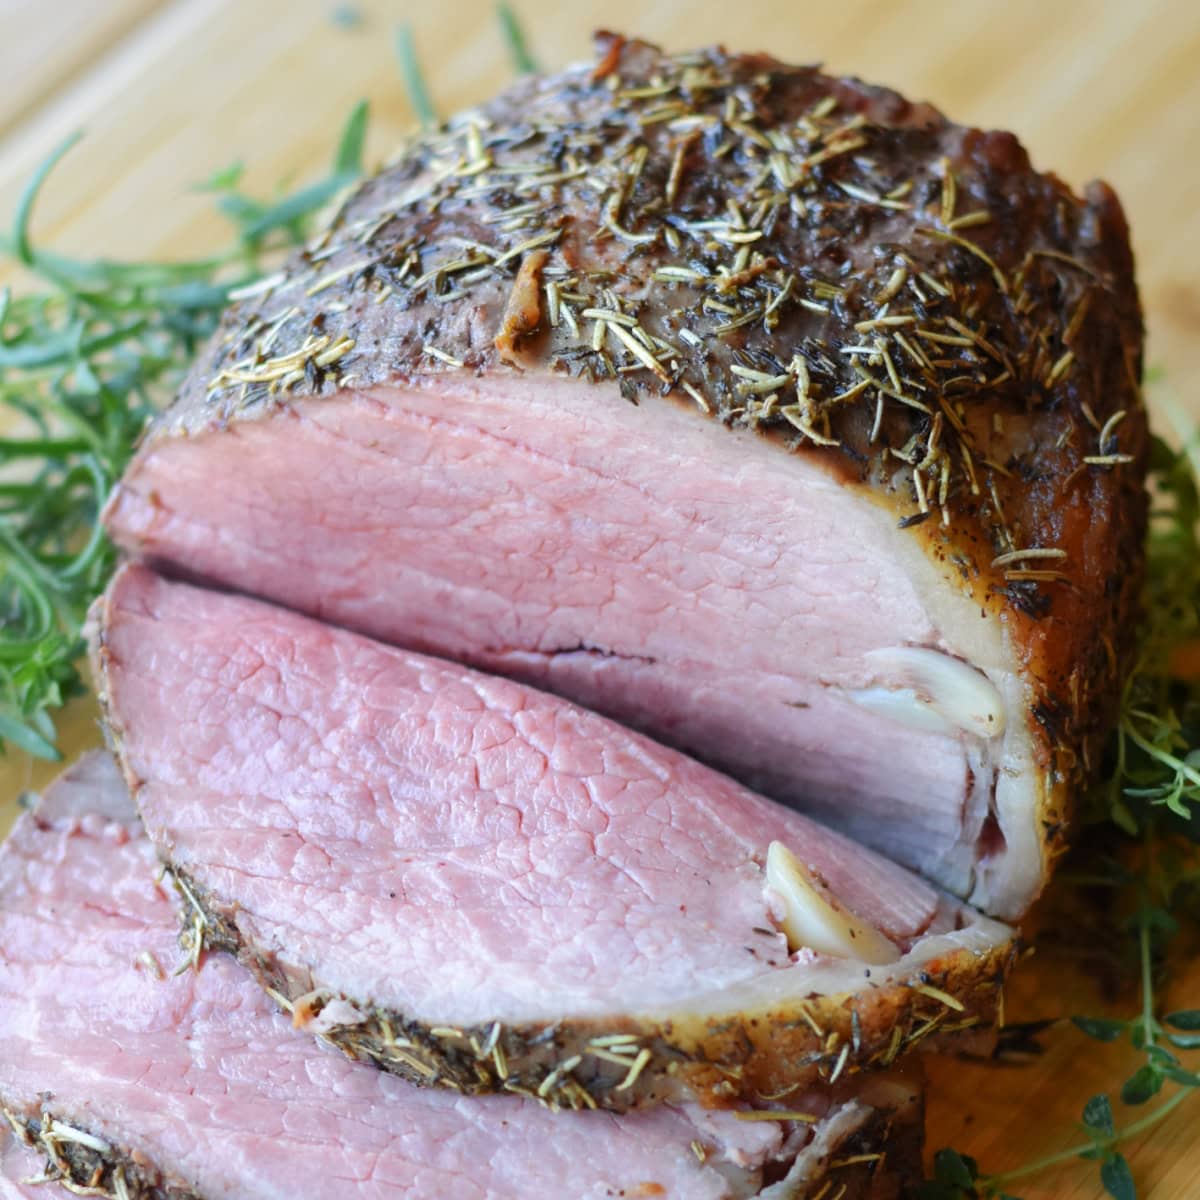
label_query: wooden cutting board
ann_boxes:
[0,1,1197,1195]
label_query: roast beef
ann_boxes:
[0,752,926,1200]
[103,36,1147,919]
[91,564,1013,1110]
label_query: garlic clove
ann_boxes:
[863,647,1005,740]
[765,841,901,965]
[847,686,957,735]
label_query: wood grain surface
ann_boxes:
[0,2,1196,1196]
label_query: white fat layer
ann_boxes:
[649,905,1011,1022]
[864,499,1043,919]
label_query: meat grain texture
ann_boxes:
[0,755,922,1200]
[105,35,1147,919]
[92,565,1012,1109]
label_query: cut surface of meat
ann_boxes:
[92,565,1013,1108]
[104,36,1147,919]
[0,753,923,1200]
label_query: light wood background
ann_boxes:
[0,2,1197,1196]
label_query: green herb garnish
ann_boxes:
[395,24,438,130]
[498,2,539,74]
[0,104,371,760]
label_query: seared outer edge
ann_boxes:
[116,35,1148,911]
[0,1107,197,1200]
[168,863,1013,1113]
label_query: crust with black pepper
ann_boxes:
[166,865,1013,1113]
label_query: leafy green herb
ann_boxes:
[395,24,438,130]
[498,2,539,74]
[329,4,362,29]
[0,103,372,760]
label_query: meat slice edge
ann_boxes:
[91,565,1015,1109]
[0,752,924,1200]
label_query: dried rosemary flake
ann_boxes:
[536,1054,583,1097]
[654,266,708,283]
[305,260,371,297]
[875,266,908,303]
[828,378,872,405]
[681,381,711,412]
[492,228,562,267]
[910,982,966,1011]
[581,307,638,328]
[614,1047,653,1092]
[948,209,991,230]
[881,1024,904,1065]
[422,344,465,368]
[1080,398,1104,432]
[1044,349,1075,386]
[559,301,579,338]
[313,335,355,368]
[492,1041,509,1080]
[479,1021,502,1057]
[1005,569,1072,583]
[228,271,286,301]
[855,315,914,332]
[918,227,1007,293]
[915,328,974,348]
[830,1153,884,1168]
[587,1033,640,1048]
[589,1047,648,1068]
[263,986,295,1013]
[991,547,1067,568]
[1083,454,1135,467]
[45,1120,111,1155]
[851,364,930,413]
[137,950,165,981]
[1098,408,1127,449]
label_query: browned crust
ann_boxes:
[1,1107,196,1200]
[114,35,1148,909]
[170,863,1013,1114]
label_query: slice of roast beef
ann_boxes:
[91,564,1013,1110]
[0,752,926,1200]
[103,36,1147,920]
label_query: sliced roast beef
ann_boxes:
[103,36,1147,919]
[0,752,927,1200]
[91,565,1013,1109]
